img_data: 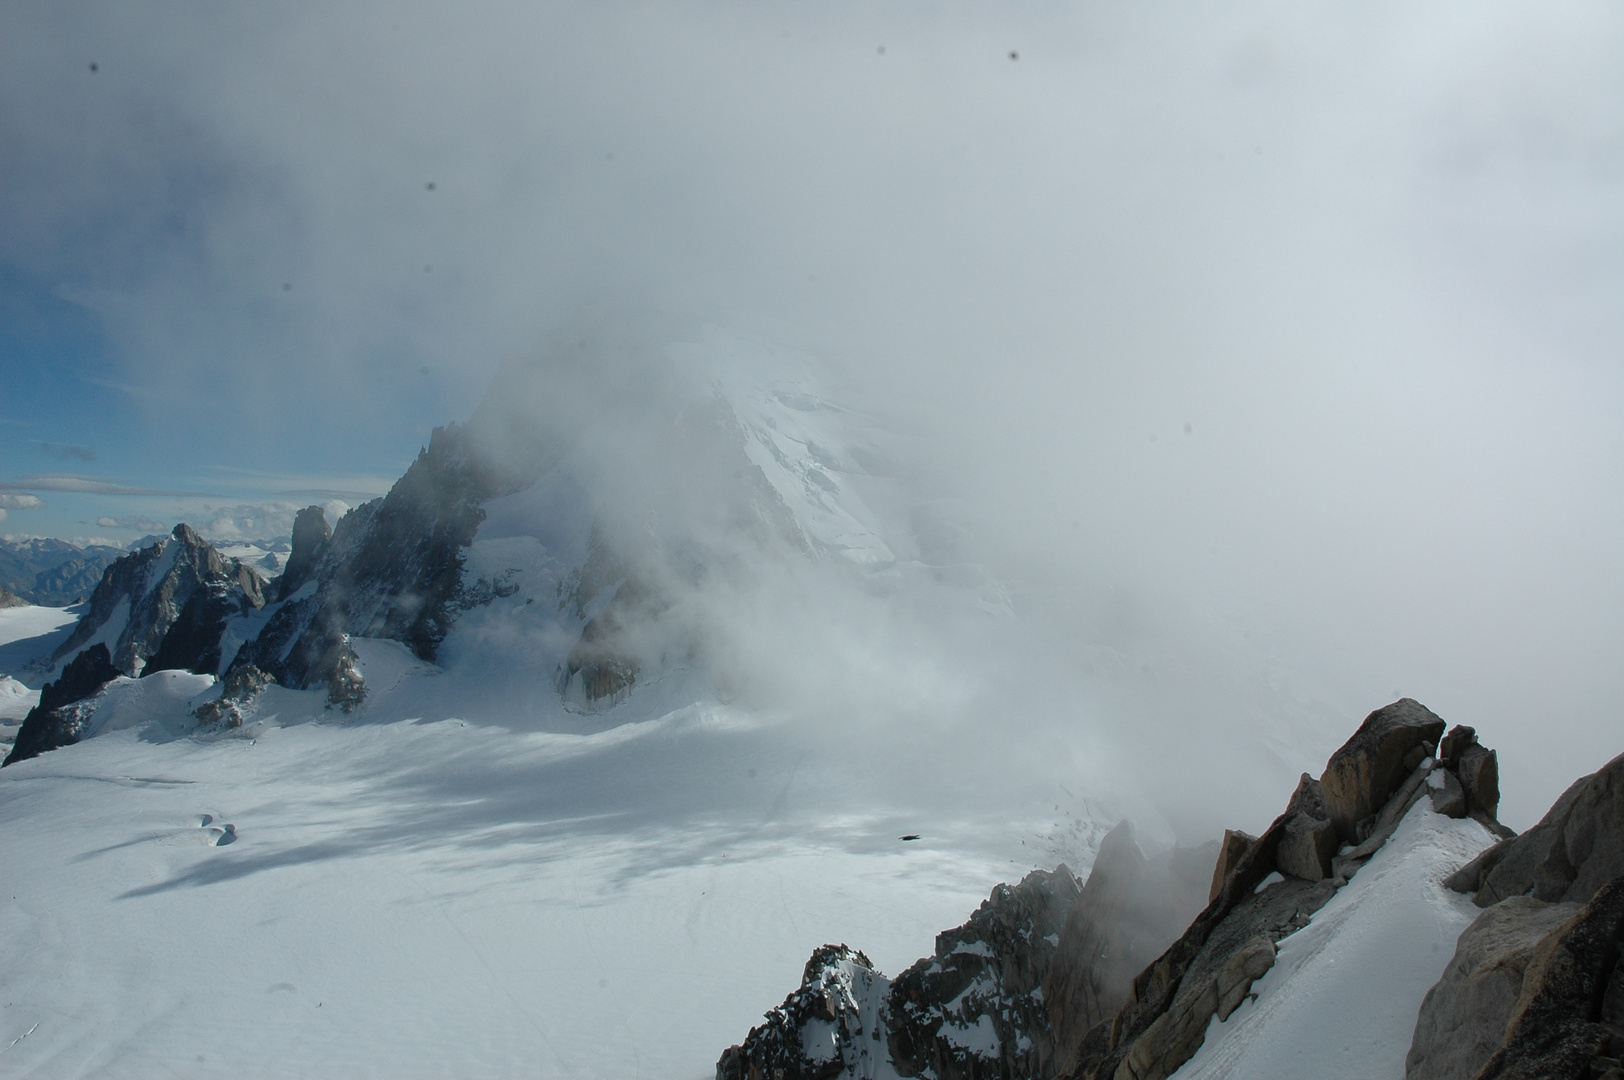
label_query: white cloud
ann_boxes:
[0,493,44,510]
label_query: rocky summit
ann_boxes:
[716,701,1624,1080]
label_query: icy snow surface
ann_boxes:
[0,605,1024,1079]
[1172,800,1497,1080]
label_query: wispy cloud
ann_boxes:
[96,514,166,533]
[0,474,222,498]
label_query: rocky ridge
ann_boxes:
[3,524,268,764]
[717,700,1624,1080]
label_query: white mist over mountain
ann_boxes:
[1,4,1619,853]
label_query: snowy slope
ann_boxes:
[1172,801,1497,1080]
[0,672,1019,1079]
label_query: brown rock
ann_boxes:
[1474,750,1624,908]
[1405,896,1582,1080]
[1457,743,1500,819]
[1046,824,1216,1076]
[1429,769,1469,819]
[1320,698,1447,844]
[1473,876,1624,1080]
[1208,830,1256,905]
[1438,724,1478,769]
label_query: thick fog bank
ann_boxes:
[3,3,1620,833]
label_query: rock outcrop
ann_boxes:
[717,700,1515,1080]
[1448,749,1624,910]
[887,866,1082,1079]
[1407,897,1584,1080]
[0,584,26,608]
[2,644,122,765]
[1320,698,1448,843]
[1045,824,1217,1075]
[1408,747,1624,1080]
[1064,700,1493,1080]
[716,944,894,1080]
[228,422,542,706]
[49,524,265,678]
[1471,877,1624,1080]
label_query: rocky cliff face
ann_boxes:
[227,422,534,705]
[1407,749,1624,1080]
[714,698,1572,1078]
[49,524,265,679]
[2,644,122,765]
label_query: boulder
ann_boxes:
[2,644,121,765]
[1277,774,1338,882]
[1473,876,1624,1080]
[1208,829,1256,904]
[1469,751,1624,908]
[1428,768,1468,819]
[1457,743,1501,820]
[1405,896,1582,1080]
[1320,698,1447,843]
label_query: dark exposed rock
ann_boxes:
[1458,743,1502,820]
[1277,774,1339,882]
[1046,826,1218,1076]
[716,944,891,1080]
[2,644,121,765]
[230,423,543,705]
[192,664,273,728]
[560,575,668,707]
[277,506,331,601]
[1472,876,1624,1080]
[1067,704,1486,1080]
[1468,751,1624,909]
[1430,768,1470,819]
[0,584,26,608]
[50,524,264,678]
[1207,830,1257,905]
[1320,698,1447,844]
[888,866,1083,1080]
[1406,896,1584,1080]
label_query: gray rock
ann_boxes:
[1473,750,1624,907]
[1429,768,1468,819]
[1405,896,1582,1080]
[1457,743,1500,819]
[716,944,892,1080]
[1046,825,1217,1076]
[1474,876,1624,1080]
[1277,774,1338,882]
[2,644,121,765]
[51,524,264,678]
[277,506,331,601]
[1320,698,1447,844]
[1207,829,1256,905]
[0,585,26,608]
[889,866,1083,1080]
